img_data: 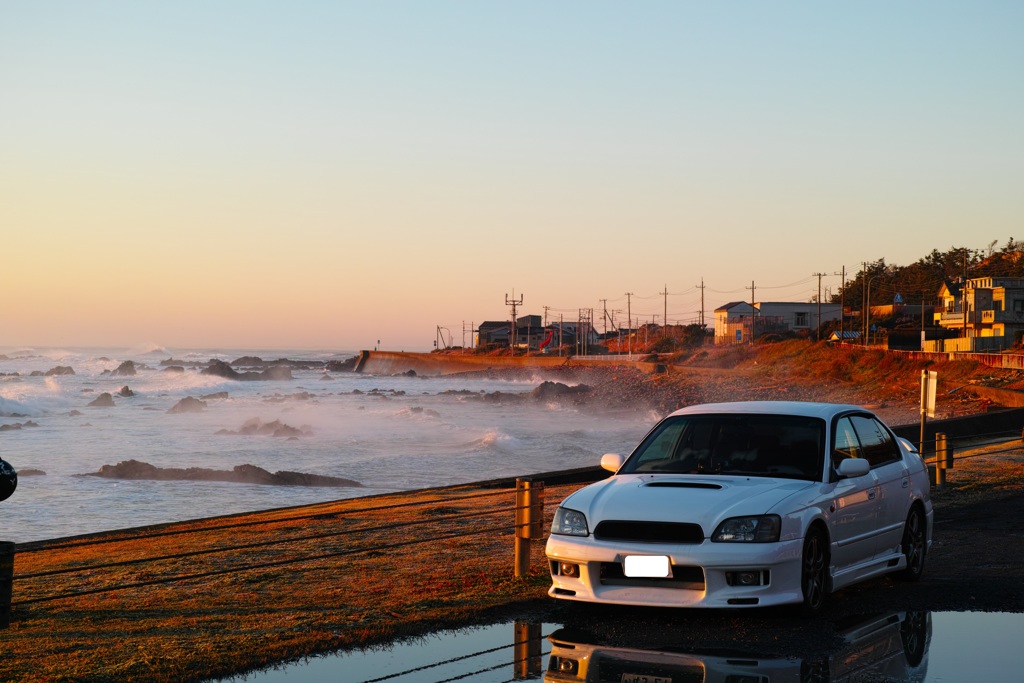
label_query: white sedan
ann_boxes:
[545,401,932,613]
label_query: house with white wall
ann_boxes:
[714,301,843,344]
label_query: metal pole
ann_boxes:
[0,542,14,628]
[919,369,927,455]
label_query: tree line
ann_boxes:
[835,238,1024,308]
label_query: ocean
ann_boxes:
[0,346,655,544]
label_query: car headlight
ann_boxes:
[551,507,589,537]
[712,515,781,542]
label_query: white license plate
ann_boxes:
[623,555,671,578]
[621,674,671,683]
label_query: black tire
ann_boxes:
[799,526,829,616]
[898,506,927,581]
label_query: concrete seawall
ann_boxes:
[355,350,650,376]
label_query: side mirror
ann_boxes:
[601,453,624,473]
[837,458,871,478]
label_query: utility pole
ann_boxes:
[661,285,668,329]
[506,290,523,352]
[697,279,705,327]
[962,248,968,341]
[543,306,550,327]
[834,266,846,342]
[812,272,826,341]
[746,281,756,344]
[600,299,608,336]
[861,262,870,346]
[625,292,634,356]
[559,313,563,356]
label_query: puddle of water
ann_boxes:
[215,612,1024,683]
[924,612,1024,683]
[217,622,556,683]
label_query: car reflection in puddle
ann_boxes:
[544,611,930,683]
[214,610,1024,682]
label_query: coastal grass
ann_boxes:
[2,483,573,683]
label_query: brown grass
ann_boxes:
[2,483,578,683]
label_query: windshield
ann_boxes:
[619,413,826,481]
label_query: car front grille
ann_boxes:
[593,520,704,544]
[599,562,705,590]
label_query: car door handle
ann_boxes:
[902,479,909,488]
[868,489,876,500]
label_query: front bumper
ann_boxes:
[545,534,805,608]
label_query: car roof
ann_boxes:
[666,401,871,420]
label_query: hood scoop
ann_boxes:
[644,481,722,490]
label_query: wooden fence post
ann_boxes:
[514,478,545,577]
[935,432,948,487]
[513,621,543,679]
[942,432,954,473]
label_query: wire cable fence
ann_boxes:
[14,488,518,555]
[356,624,550,683]
[9,482,567,610]
[915,427,1024,487]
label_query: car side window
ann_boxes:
[832,417,862,475]
[849,415,901,468]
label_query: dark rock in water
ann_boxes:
[70,409,84,417]
[216,417,312,437]
[0,420,40,431]
[112,360,137,376]
[163,365,186,374]
[18,468,46,476]
[117,386,135,397]
[231,356,265,366]
[203,359,242,379]
[45,366,75,376]
[201,391,230,400]
[168,397,207,413]
[531,381,593,400]
[29,371,44,377]
[87,393,116,408]
[325,356,358,372]
[202,359,293,381]
[84,459,362,487]
[320,374,334,381]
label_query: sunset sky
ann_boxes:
[2,2,1021,352]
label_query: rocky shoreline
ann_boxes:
[81,459,363,487]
